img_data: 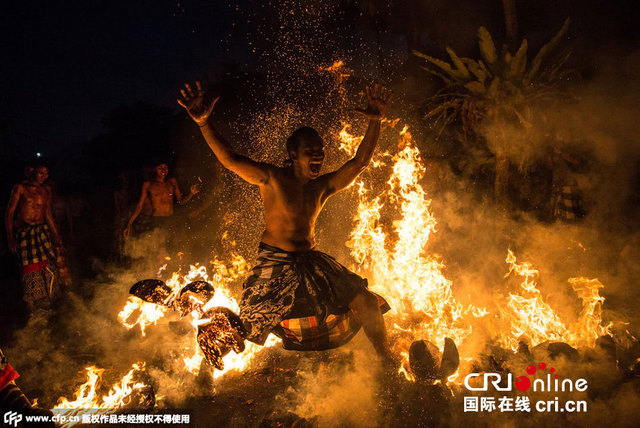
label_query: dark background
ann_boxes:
[2,1,638,176]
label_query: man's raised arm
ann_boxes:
[323,84,392,197]
[177,81,270,186]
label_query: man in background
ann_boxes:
[5,163,64,310]
[123,160,199,255]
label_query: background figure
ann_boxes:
[113,171,133,261]
[123,160,199,261]
[4,163,66,310]
[549,146,585,223]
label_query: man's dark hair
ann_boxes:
[26,158,50,171]
[285,127,322,165]
[149,156,171,168]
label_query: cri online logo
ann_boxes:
[464,362,588,392]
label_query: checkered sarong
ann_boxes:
[239,243,388,349]
[275,294,390,351]
[15,223,56,271]
[15,224,58,303]
[552,185,584,222]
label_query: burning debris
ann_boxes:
[409,338,460,383]
[197,307,247,370]
[175,281,215,318]
[124,276,249,370]
[128,279,173,306]
[52,363,152,427]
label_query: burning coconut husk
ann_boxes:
[408,338,460,383]
[129,279,173,307]
[175,281,216,318]
[196,307,247,370]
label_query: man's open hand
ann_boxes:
[354,84,393,120]
[177,81,219,126]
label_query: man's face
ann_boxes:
[292,137,325,179]
[154,164,169,179]
[34,167,49,184]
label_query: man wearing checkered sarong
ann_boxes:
[179,81,396,363]
[240,242,390,350]
[5,164,63,309]
[550,147,585,222]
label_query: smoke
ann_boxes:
[288,342,380,427]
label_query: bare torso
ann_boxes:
[260,168,328,252]
[15,181,50,225]
[147,179,177,217]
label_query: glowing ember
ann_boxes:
[320,60,352,89]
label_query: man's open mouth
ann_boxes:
[309,162,322,174]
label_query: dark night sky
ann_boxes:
[2,0,639,163]
[2,0,241,157]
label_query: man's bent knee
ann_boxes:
[349,290,379,312]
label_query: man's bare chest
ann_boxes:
[148,183,174,200]
[22,186,47,207]
[266,180,323,214]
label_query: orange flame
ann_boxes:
[341,123,487,380]
[498,250,612,351]
[53,363,146,427]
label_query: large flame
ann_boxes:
[339,122,613,381]
[341,124,487,378]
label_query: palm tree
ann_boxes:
[414,6,571,210]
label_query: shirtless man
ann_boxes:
[123,162,199,240]
[178,81,395,362]
[5,164,63,308]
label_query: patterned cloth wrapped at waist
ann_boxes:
[239,242,389,350]
[15,223,56,271]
